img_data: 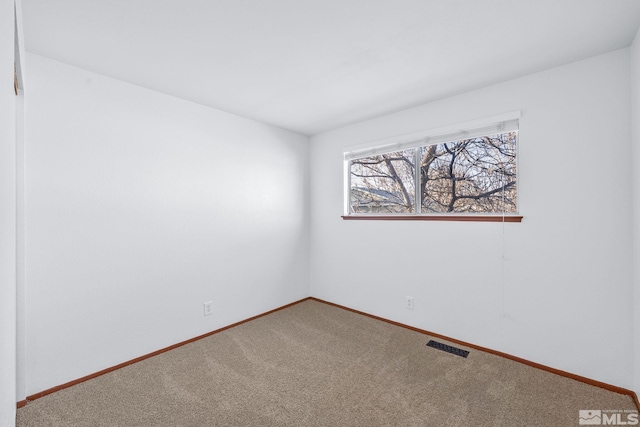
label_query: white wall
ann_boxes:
[23,53,309,396]
[15,0,26,406]
[631,28,640,397]
[0,0,16,423]
[310,49,634,388]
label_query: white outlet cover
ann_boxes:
[406,296,414,310]
[204,301,213,316]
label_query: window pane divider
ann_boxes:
[414,148,421,214]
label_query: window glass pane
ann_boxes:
[420,131,517,213]
[350,150,415,213]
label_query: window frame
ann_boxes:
[343,113,522,222]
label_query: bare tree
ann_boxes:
[349,132,517,214]
[350,150,415,213]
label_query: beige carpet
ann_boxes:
[17,299,637,426]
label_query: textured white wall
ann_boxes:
[310,49,634,389]
[0,0,16,423]
[23,54,309,396]
[631,28,640,397]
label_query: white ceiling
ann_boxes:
[21,0,640,135]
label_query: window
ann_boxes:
[344,116,521,221]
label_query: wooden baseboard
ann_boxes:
[17,295,639,414]
[19,297,312,406]
[309,297,640,412]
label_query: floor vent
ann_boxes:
[426,340,469,358]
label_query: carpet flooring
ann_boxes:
[17,299,638,426]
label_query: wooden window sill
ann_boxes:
[341,215,523,222]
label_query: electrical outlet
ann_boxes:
[406,296,414,310]
[204,301,213,316]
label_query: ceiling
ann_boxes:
[21,0,640,136]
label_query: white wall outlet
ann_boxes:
[204,301,213,316]
[406,296,414,310]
